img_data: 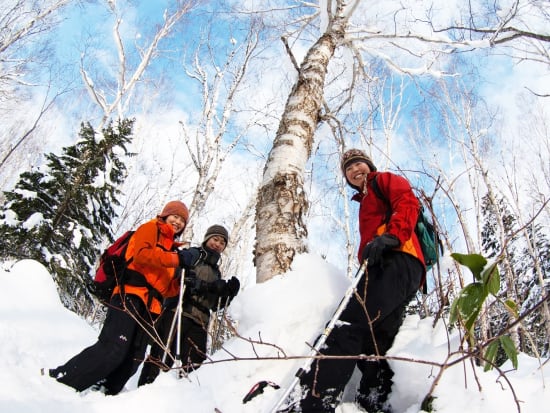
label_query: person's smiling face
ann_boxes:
[205,235,227,253]
[345,161,371,188]
[165,214,186,233]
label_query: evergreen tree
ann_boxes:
[480,193,519,360]
[518,223,550,357]
[480,193,550,357]
[0,119,135,315]
[481,194,517,259]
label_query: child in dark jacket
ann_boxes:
[138,225,240,385]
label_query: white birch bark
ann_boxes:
[255,2,351,283]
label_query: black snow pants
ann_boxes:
[50,293,154,395]
[299,252,423,413]
[137,307,208,386]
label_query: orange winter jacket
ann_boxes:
[113,218,182,314]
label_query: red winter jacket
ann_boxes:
[352,171,425,269]
[114,218,182,314]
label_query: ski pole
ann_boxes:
[209,297,222,353]
[212,297,229,353]
[268,260,368,413]
[162,269,186,365]
[175,275,187,368]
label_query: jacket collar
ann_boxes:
[351,171,378,202]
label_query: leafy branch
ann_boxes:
[449,252,519,372]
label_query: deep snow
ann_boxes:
[0,256,548,413]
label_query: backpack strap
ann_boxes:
[119,227,164,308]
[118,231,135,298]
[370,174,392,224]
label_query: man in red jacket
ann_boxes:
[297,149,425,413]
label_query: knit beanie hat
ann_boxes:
[203,225,229,246]
[159,200,189,223]
[341,149,377,174]
[341,149,377,190]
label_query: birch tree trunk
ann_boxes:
[254,6,349,283]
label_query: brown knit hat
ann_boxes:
[203,225,229,246]
[159,200,189,222]
[341,148,377,174]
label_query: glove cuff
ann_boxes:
[382,233,400,247]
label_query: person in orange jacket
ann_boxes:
[48,201,201,395]
[296,149,425,413]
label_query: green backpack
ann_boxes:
[371,175,442,271]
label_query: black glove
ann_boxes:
[361,234,400,266]
[226,276,240,297]
[205,279,228,295]
[182,272,208,294]
[178,248,203,269]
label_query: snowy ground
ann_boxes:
[0,256,548,413]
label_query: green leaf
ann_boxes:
[484,341,500,372]
[454,283,486,333]
[449,296,460,325]
[451,253,487,281]
[500,336,519,370]
[504,299,519,318]
[482,263,500,295]
[459,283,486,317]
[464,308,482,334]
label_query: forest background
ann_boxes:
[0,0,549,399]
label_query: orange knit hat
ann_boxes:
[159,200,189,223]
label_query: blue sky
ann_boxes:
[2,0,548,275]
